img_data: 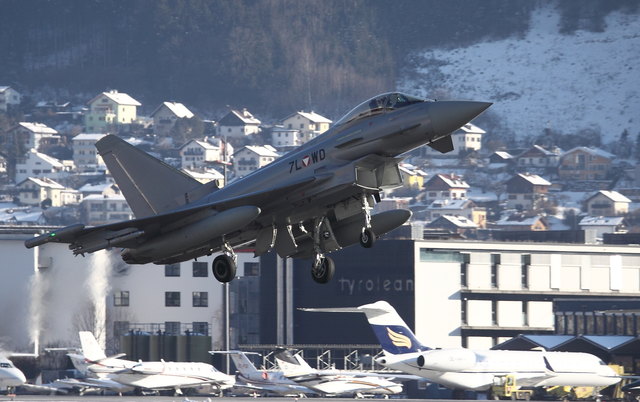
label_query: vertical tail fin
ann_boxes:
[78,331,107,362]
[96,135,202,218]
[274,349,314,375]
[357,301,429,355]
[227,351,263,378]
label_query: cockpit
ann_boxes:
[334,92,429,126]
[0,362,13,368]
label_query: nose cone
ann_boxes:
[429,100,492,137]
[7,368,26,386]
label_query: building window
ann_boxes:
[491,254,500,288]
[165,321,181,335]
[460,253,469,287]
[165,292,181,307]
[113,291,129,306]
[244,262,260,276]
[521,254,530,289]
[165,263,180,277]
[491,300,498,326]
[192,291,208,307]
[193,262,208,277]
[461,299,467,325]
[192,322,208,336]
[522,302,529,326]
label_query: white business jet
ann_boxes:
[302,301,620,392]
[73,331,235,395]
[0,356,26,394]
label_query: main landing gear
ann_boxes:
[310,217,335,284]
[360,194,376,248]
[212,240,237,283]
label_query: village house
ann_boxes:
[271,127,304,149]
[183,168,225,186]
[0,86,21,111]
[425,123,484,156]
[515,145,561,169]
[15,177,81,208]
[558,147,614,181]
[72,133,107,173]
[425,198,487,228]
[81,193,134,226]
[178,138,232,170]
[423,173,470,203]
[217,108,261,139]
[493,214,549,231]
[150,101,195,136]
[232,145,279,178]
[579,216,627,244]
[9,122,61,151]
[584,190,631,216]
[426,215,478,237]
[505,173,551,211]
[85,90,142,133]
[78,181,121,198]
[15,149,74,184]
[398,163,428,190]
[280,111,332,143]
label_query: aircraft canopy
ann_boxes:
[334,92,428,126]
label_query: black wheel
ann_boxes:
[360,227,376,248]
[311,256,335,284]
[212,255,237,283]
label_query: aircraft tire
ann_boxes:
[359,227,376,248]
[311,256,335,284]
[212,255,237,282]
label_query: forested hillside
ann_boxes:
[0,0,635,118]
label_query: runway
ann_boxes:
[0,397,482,402]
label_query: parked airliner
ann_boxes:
[303,301,620,392]
[0,356,26,394]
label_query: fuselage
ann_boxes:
[292,373,402,396]
[381,349,619,391]
[0,357,26,391]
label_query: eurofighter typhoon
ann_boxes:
[26,93,490,284]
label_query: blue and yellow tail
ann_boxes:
[357,301,430,355]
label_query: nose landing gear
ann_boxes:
[212,240,237,283]
[360,194,376,248]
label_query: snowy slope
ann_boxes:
[399,6,640,142]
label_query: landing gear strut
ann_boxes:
[212,240,237,283]
[360,194,376,248]
[310,216,335,284]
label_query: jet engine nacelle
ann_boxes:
[416,349,477,372]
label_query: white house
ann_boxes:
[150,102,195,136]
[15,177,81,207]
[217,109,261,138]
[72,133,107,173]
[584,190,631,216]
[81,193,134,226]
[179,139,232,170]
[425,123,484,156]
[15,149,75,184]
[271,127,304,149]
[233,145,279,178]
[280,111,332,142]
[85,90,142,133]
[183,168,225,186]
[579,216,627,244]
[0,86,21,111]
[10,122,60,151]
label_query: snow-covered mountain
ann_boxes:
[399,6,640,143]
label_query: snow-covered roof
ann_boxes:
[454,122,485,134]
[516,173,551,186]
[0,86,13,93]
[83,193,127,201]
[18,177,65,189]
[435,174,470,188]
[73,133,107,141]
[579,216,625,226]
[151,101,194,119]
[241,145,279,158]
[18,122,58,135]
[399,164,428,177]
[89,90,141,106]
[428,199,473,209]
[284,111,332,124]
[180,139,218,151]
[182,169,224,180]
[78,182,117,193]
[434,215,478,228]
[21,149,65,168]
[495,214,544,226]
[493,151,513,159]
[563,147,615,160]
[588,190,631,203]
[230,109,261,125]
[0,208,45,224]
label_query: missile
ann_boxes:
[25,223,85,249]
[122,205,261,264]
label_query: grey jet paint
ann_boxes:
[25,92,490,284]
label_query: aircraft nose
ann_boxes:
[428,100,492,137]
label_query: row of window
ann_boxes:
[113,290,209,307]
[165,262,260,277]
[114,321,209,336]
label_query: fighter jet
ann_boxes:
[25,92,490,283]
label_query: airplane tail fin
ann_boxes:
[212,351,263,378]
[274,349,314,375]
[78,331,107,362]
[357,301,428,355]
[95,135,202,218]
